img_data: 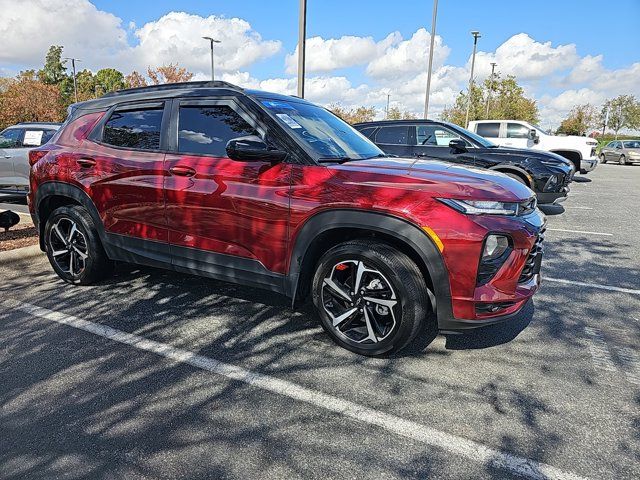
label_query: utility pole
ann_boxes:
[202,37,221,81]
[297,0,307,98]
[602,105,608,136]
[464,31,481,128]
[386,94,391,118]
[423,0,438,119]
[485,62,497,118]
[64,57,81,103]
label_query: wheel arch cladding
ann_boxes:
[35,182,105,250]
[287,209,453,324]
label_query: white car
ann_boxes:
[468,120,598,174]
[0,122,61,193]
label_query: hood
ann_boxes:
[479,146,574,171]
[334,157,534,202]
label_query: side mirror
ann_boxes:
[528,129,539,142]
[449,139,467,152]
[226,135,287,163]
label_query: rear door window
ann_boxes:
[177,104,257,157]
[475,123,500,138]
[102,105,164,150]
[358,127,377,139]
[416,125,467,146]
[375,126,410,145]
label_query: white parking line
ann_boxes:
[546,228,612,236]
[545,277,640,295]
[4,299,587,480]
[566,206,593,210]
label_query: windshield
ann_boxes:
[260,98,384,160]
[623,140,640,148]
[446,123,497,148]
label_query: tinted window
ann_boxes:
[605,142,615,147]
[476,123,500,138]
[623,140,640,148]
[0,128,23,148]
[358,127,376,139]
[375,126,410,145]
[103,107,163,150]
[178,105,256,157]
[41,129,57,144]
[507,123,530,139]
[416,125,467,146]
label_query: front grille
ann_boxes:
[519,227,545,283]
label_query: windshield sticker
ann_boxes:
[23,130,44,146]
[276,113,302,129]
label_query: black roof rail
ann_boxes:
[16,121,62,125]
[101,81,243,98]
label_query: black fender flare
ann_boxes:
[488,165,533,187]
[34,181,107,248]
[285,209,454,326]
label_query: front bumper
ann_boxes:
[580,158,598,173]
[536,186,569,205]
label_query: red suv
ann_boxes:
[28,81,545,355]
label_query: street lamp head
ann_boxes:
[202,36,221,43]
[471,31,481,38]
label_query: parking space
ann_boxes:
[1,163,639,479]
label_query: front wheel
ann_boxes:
[44,205,113,285]
[619,155,627,165]
[600,153,607,164]
[312,239,431,356]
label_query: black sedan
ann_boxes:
[354,120,574,205]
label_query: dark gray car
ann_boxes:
[0,122,61,193]
[599,139,640,165]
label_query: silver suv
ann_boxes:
[0,122,61,193]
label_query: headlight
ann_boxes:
[439,198,519,216]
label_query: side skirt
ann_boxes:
[103,233,287,296]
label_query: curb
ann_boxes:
[0,244,43,264]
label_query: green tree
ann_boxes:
[557,104,597,136]
[328,104,377,124]
[37,45,67,85]
[387,106,417,120]
[601,95,640,137]
[95,68,126,93]
[441,74,539,127]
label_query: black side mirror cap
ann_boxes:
[226,135,287,163]
[449,139,467,152]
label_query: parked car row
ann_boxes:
[14,81,590,355]
[354,119,573,205]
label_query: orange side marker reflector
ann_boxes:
[422,226,444,252]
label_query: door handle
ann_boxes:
[170,165,196,177]
[3,155,11,159]
[76,157,96,168]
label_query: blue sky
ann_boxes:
[2,0,639,128]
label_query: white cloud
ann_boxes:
[0,0,127,66]
[129,12,281,74]
[285,33,398,74]
[366,28,450,79]
[473,33,578,81]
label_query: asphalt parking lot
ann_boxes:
[1,163,639,480]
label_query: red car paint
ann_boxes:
[29,107,544,325]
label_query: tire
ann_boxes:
[44,205,113,285]
[504,172,528,186]
[619,155,627,165]
[312,239,431,356]
[600,153,607,164]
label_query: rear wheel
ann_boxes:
[312,240,430,356]
[619,154,627,165]
[44,205,113,285]
[600,153,607,164]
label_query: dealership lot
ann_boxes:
[1,164,638,479]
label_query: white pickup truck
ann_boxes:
[468,120,598,174]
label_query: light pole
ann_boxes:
[64,57,81,103]
[423,0,438,119]
[485,62,497,118]
[386,94,391,118]
[202,37,221,81]
[464,31,481,128]
[297,0,307,98]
